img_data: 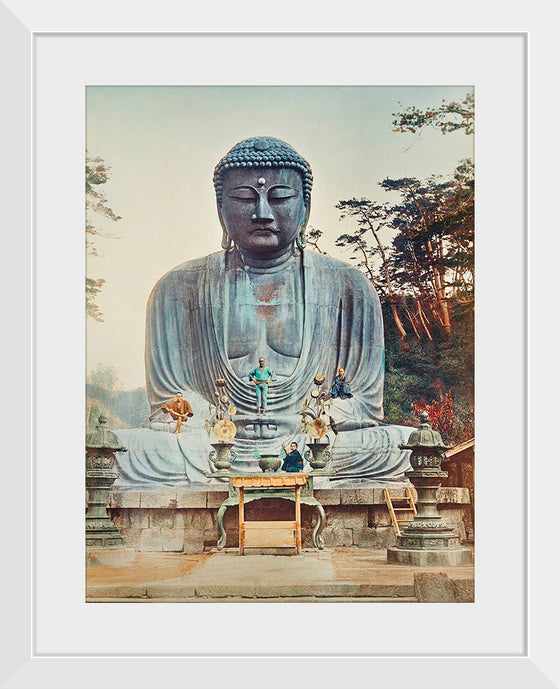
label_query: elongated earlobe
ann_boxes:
[221,228,233,251]
[295,204,311,251]
[217,203,233,251]
[295,227,307,250]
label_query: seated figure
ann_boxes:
[114,136,412,488]
[161,392,193,434]
[330,367,353,400]
[282,442,304,473]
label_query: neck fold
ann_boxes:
[233,246,299,272]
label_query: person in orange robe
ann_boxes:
[162,392,193,434]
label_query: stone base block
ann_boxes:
[86,536,124,547]
[413,572,474,602]
[386,546,472,567]
[140,527,163,551]
[183,530,205,554]
[86,530,124,548]
[107,486,472,553]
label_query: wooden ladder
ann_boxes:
[384,486,417,536]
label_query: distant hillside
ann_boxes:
[86,384,150,430]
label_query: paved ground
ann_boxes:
[86,546,474,602]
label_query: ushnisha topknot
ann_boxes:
[213,136,313,207]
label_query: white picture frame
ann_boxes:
[1,1,557,687]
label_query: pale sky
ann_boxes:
[86,85,473,390]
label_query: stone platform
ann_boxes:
[106,485,472,554]
[86,547,474,602]
[387,546,472,567]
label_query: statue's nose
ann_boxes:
[253,192,274,222]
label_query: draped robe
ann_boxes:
[114,248,412,488]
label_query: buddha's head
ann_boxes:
[213,137,313,259]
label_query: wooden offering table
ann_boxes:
[216,473,326,554]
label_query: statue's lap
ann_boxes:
[112,423,413,491]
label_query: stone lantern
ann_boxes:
[387,412,471,566]
[85,414,127,547]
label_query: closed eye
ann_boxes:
[226,186,257,200]
[269,186,298,200]
[269,196,293,204]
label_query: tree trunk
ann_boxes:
[416,299,433,341]
[425,237,451,337]
[407,186,452,338]
[404,303,421,340]
[389,297,407,340]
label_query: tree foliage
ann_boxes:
[335,198,407,339]
[306,226,328,255]
[380,160,474,338]
[392,91,474,136]
[87,363,123,393]
[336,161,473,342]
[382,297,474,433]
[86,277,106,321]
[412,391,473,445]
[86,154,121,321]
[334,161,474,434]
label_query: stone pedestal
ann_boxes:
[86,456,124,547]
[387,546,471,566]
[387,413,472,567]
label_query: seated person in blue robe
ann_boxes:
[282,442,304,472]
[330,367,353,400]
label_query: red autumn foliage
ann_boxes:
[412,391,472,444]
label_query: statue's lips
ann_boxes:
[250,227,279,235]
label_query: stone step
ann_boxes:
[86,548,474,602]
[86,580,417,600]
[87,596,419,603]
